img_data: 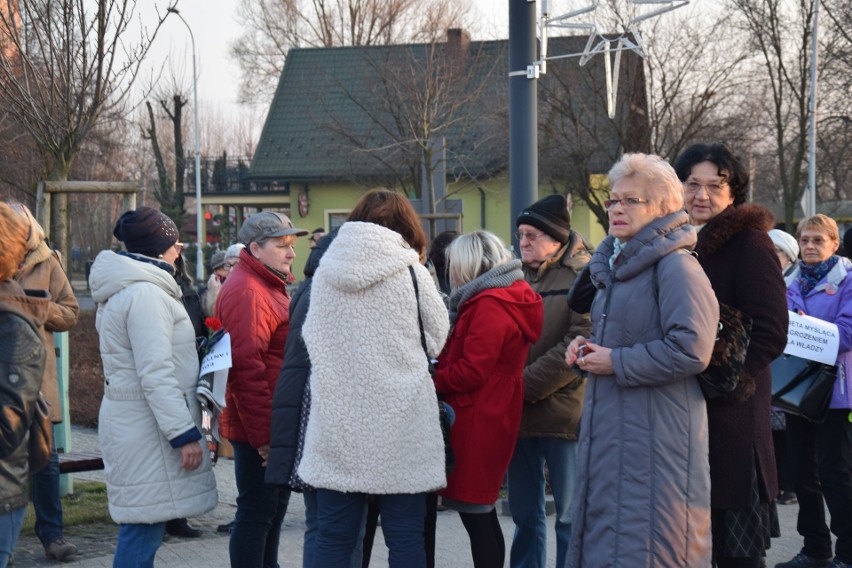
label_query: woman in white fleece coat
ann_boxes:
[299,189,450,568]
[89,207,217,568]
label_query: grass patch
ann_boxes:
[21,481,111,536]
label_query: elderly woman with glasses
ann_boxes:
[674,143,788,568]
[564,153,719,567]
[776,214,852,568]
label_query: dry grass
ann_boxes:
[68,310,104,427]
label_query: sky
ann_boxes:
[140,0,510,120]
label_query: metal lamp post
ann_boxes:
[167,7,204,282]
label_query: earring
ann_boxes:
[158,254,164,259]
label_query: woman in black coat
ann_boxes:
[674,143,789,568]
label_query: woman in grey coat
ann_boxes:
[565,153,719,567]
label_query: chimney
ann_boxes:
[446,28,470,61]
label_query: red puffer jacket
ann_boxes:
[216,249,291,448]
[434,279,543,505]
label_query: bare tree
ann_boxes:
[230,0,472,103]
[0,0,172,259]
[730,0,817,229]
[320,34,504,235]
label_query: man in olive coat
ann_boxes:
[509,194,592,568]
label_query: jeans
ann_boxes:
[0,507,25,568]
[303,490,365,568]
[32,446,63,546]
[314,489,426,568]
[230,441,291,568]
[507,437,578,568]
[786,410,852,562]
[113,522,165,568]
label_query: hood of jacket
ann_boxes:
[89,250,181,304]
[590,211,696,286]
[0,280,49,328]
[464,280,543,344]
[316,221,421,294]
[696,203,775,258]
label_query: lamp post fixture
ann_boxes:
[167,7,204,282]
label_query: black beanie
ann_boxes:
[516,194,571,244]
[113,206,179,258]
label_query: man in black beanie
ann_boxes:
[508,194,593,568]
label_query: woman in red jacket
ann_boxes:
[216,211,307,568]
[433,230,543,568]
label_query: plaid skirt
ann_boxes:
[712,452,780,559]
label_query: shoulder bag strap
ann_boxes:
[408,265,429,358]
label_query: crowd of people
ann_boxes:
[1,141,851,568]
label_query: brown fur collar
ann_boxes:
[696,204,776,257]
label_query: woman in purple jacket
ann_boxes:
[779,214,852,568]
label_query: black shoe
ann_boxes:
[217,520,235,534]
[165,518,202,538]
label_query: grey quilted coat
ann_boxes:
[566,212,717,568]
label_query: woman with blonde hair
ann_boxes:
[565,153,719,567]
[776,214,852,568]
[434,230,542,567]
[7,202,80,561]
[298,188,450,567]
[0,203,50,567]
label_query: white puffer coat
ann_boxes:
[89,250,217,524]
[298,222,450,494]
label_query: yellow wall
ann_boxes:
[288,177,608,280]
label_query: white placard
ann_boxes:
[783,311,840,366]
[200,333,232,375]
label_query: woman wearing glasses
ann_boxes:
[674,143,788,568]
[88,207,217,567]
[777,214,852,568]
[564,153,719,567]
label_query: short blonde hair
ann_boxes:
[0,202,28,280]
[608,153,684,216]
[797,214,839,242]
[447,230,514,289]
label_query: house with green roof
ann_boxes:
[249,30,649,278]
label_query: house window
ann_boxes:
[326,209,350,232]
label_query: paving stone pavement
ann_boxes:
[11,426,814,567]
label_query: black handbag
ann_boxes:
[697,302,753,399]
[409,266,455,476]
[651,263,752,399]
[771,353,837,423]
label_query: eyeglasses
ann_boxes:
[799,236,832,247]
[174,242,185,252]
[515,230,548,242]
[684,181,727,195]
[603,197,650,209]
[223,261,239,270]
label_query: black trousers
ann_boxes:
[786,409,852,562]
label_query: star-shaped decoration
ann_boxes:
[539,0,690,117]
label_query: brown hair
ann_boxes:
[348,188,427,256]
[797,214,839,242]
[0,202,28,280]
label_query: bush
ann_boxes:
[69,310,104,427]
